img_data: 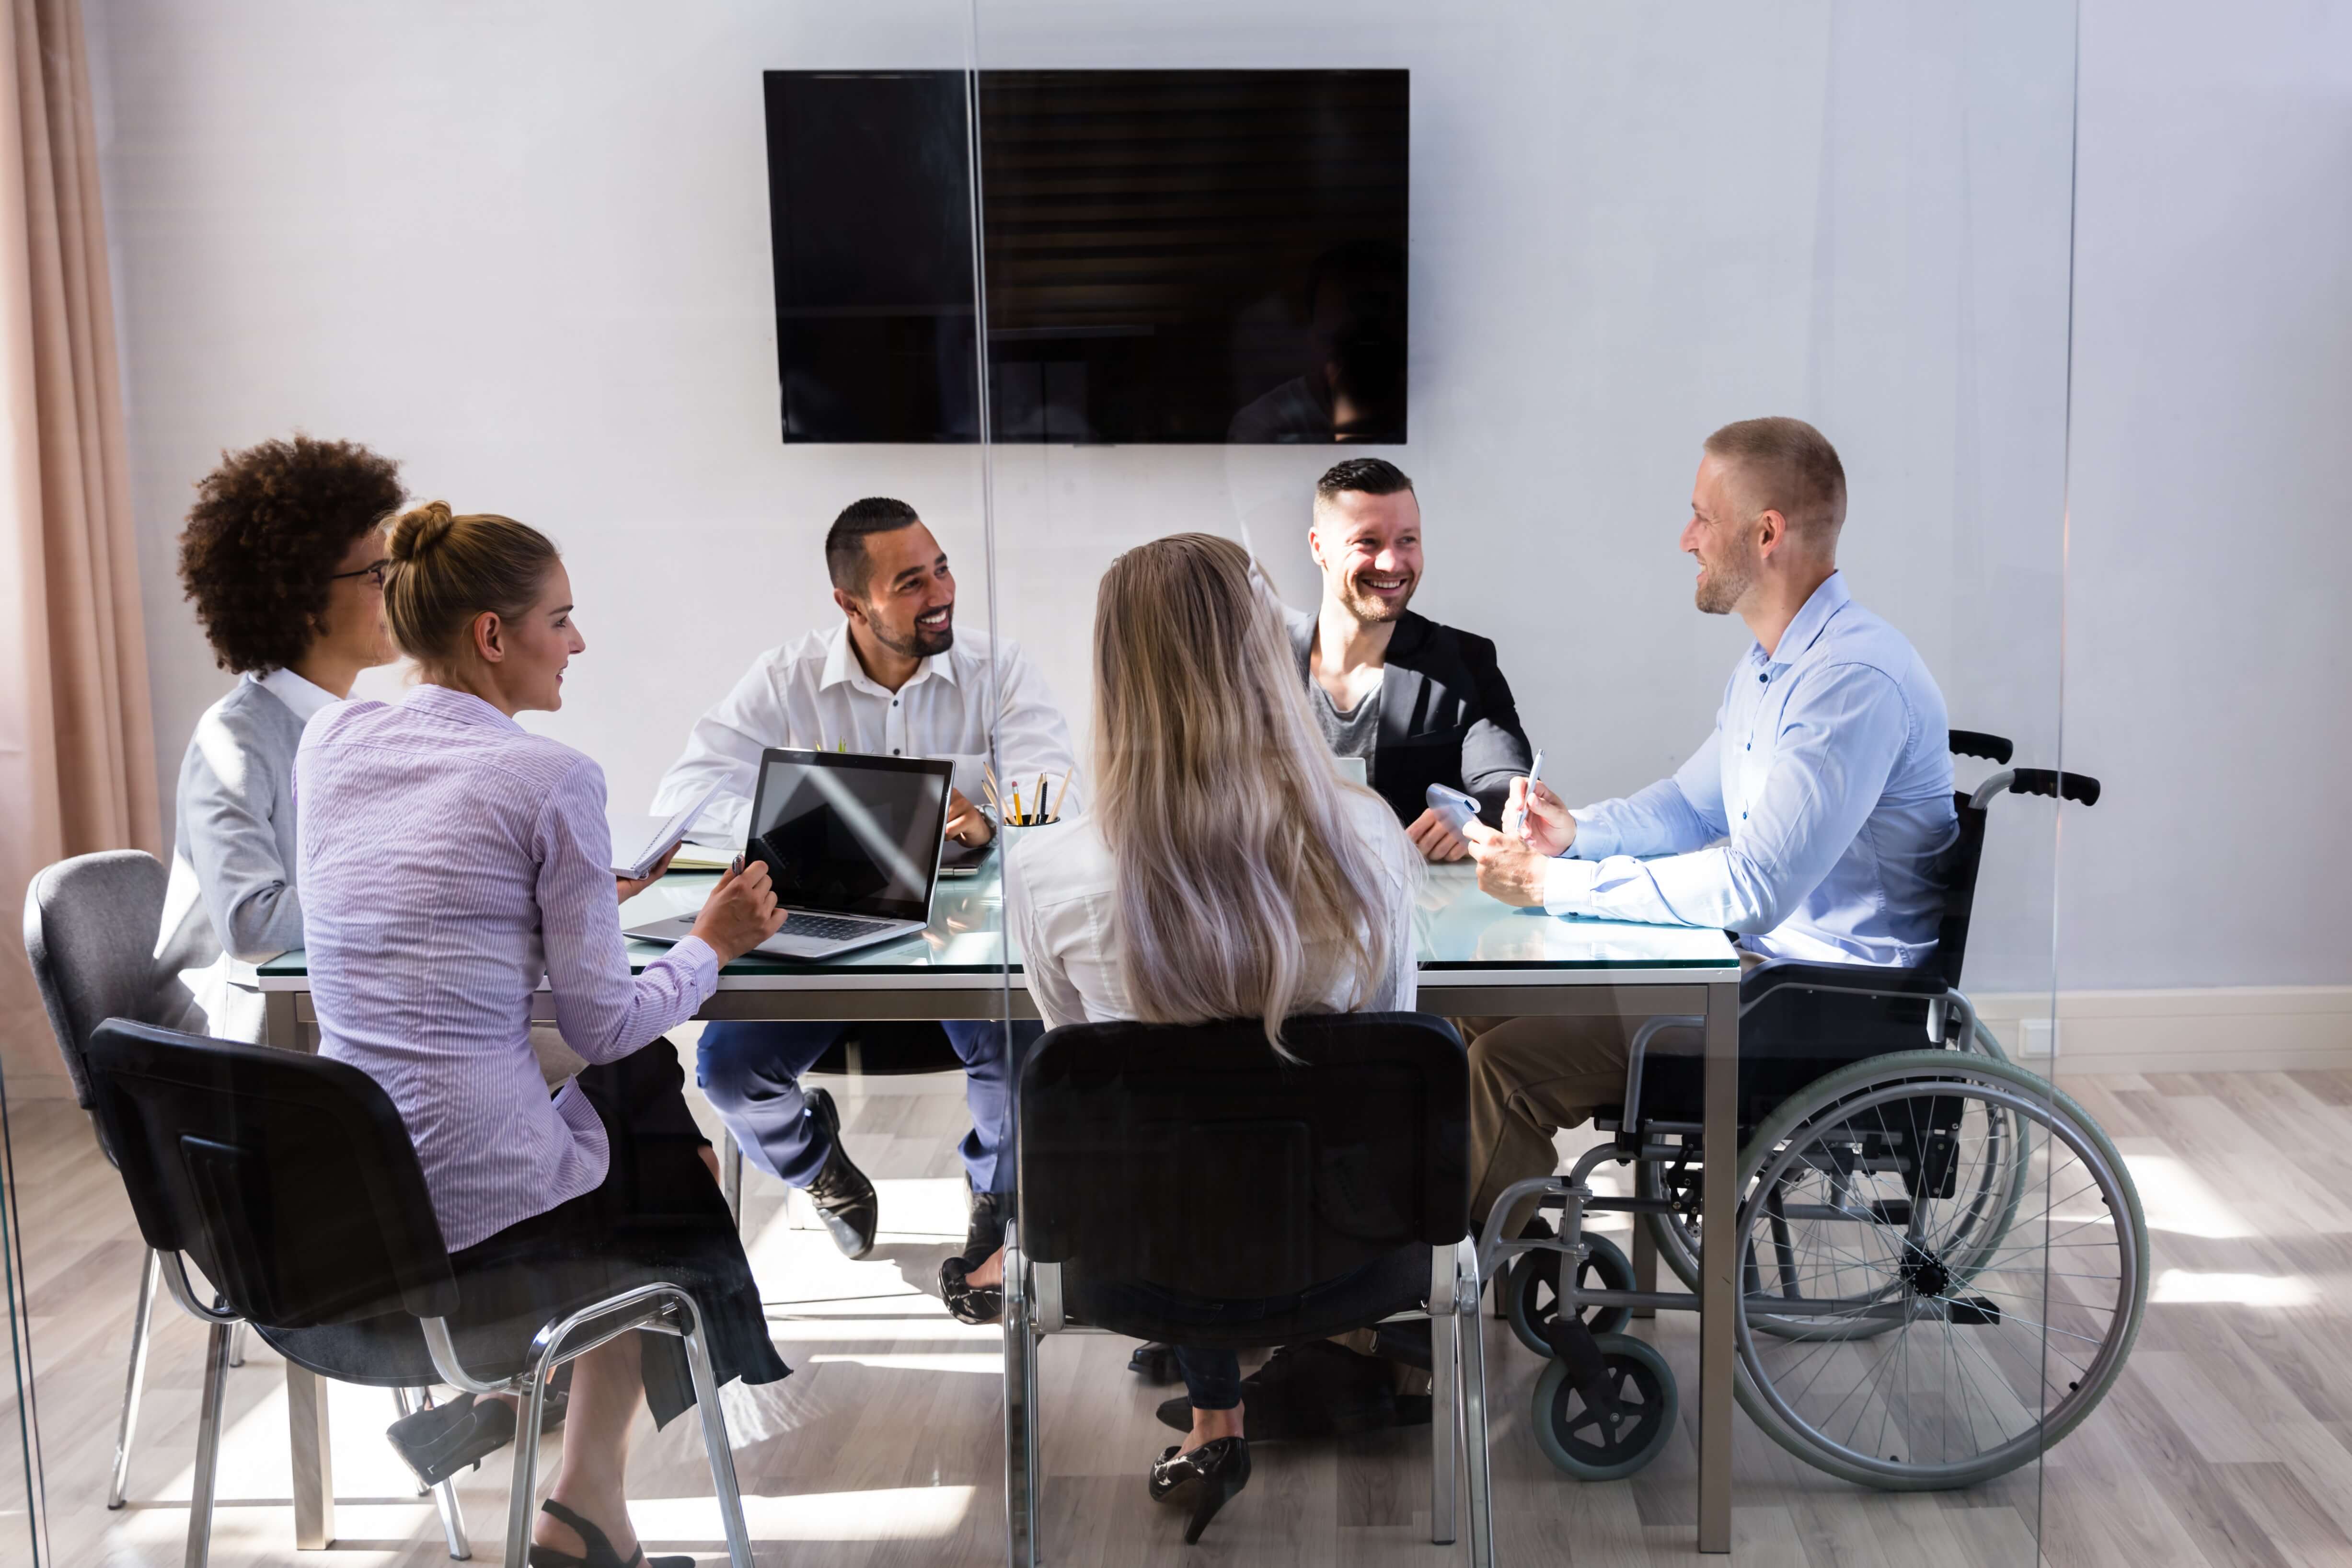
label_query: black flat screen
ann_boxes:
[763,69,1409,444]
[747,753,949,922]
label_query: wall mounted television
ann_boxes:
[762,69,1408,445]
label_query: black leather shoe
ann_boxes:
[387,1392,515,1488]
[1129,1341,1181,1383]
[939,1253,1003,1325]
[802,1087,878,1258]
[1155,1341,1395,1441]
[1149,1436,1251,1544]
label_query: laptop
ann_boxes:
[626,748,952,961]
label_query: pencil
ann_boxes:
[1012,785,1024,824]
[980,774,1003,816]
[1053,765,1074,820]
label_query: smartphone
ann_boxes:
[1425,783,1482,837]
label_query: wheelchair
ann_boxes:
[1479,731,2148,1491]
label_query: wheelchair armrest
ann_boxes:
[1739,958,1948,1013]
[1617,1015,1704,1150]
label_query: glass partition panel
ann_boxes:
[973,1,2087,1563]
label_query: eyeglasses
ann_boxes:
[330,559,391,590]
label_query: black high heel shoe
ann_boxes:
[939,1253,1003,1325]
[1148,1435,1251,1544]
[526,1498,692,1568]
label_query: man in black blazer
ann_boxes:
[1289,457,1534,860]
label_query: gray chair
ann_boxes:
[22,851,470,1556]
[23,851,204,1511]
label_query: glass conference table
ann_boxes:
[253,860,1743,1554]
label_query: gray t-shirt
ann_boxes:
[1306,669,1383,782]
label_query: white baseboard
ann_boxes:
[1968,986,2352,1077]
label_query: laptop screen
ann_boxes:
[746,751,951,923]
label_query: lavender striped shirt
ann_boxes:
[295,684,718,1252]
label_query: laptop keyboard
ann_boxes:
[781,912,896,943]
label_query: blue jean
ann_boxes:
[696,1019,1041,1192]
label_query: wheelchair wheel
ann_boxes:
[1530,1333,1679,1481]
[1639,1020,2028,1319]
[1506,1233,1634,1357]
[1729,1051,2146,1490]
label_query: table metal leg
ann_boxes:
[264,990,301,1053]
[1696,980,1736,1554]
[287,1361,334,1550]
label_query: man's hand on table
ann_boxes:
[1463,819,1551,908]
[945,787,995,846]
[1505,776,1578,856]
[1404,807,1470,863]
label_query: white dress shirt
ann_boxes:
[1544,573,1958,968]
[156,666,343,1040]
[1007,788,1420,1028]
[651,623,1078,841]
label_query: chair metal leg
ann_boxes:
[722,1129,744,1225]
[392,1389,472,1558]
[1003,1228,1039,1568]
[503,1365,553,1568]
[184,1320,233,1568]
[227,1321,248,1367]
[110,1249,161,1509]
[679,1299,754,1567]
[1428,1246,1458,1546]
[1455,1240,1496,1568]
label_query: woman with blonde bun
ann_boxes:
[295,501,788,1568]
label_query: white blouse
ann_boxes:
[1006,787,1420,1029]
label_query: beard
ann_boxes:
[1693,554,1752,615]
[873,611,956,659]
[1338,570,1416,624]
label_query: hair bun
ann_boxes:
[387,499,456,563]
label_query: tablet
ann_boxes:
[615,782,721,880]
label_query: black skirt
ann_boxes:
[263,1041,788,1428]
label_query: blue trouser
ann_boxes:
[696,1018,1041,1193]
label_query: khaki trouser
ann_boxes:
[1458,1014,1636,1237]
[1460,954,1760,1235]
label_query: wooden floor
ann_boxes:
[17,1055,2352,1565]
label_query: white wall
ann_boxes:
[2058,0,2352,992]
[93,0,2093,990]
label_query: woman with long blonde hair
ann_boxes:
[961,532,1419,1539]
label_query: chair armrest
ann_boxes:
[1739,959,1947,1013]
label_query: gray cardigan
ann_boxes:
[156,673,323,1041]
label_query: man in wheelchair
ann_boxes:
[1459,414,1957,1234]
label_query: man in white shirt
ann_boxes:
[653,497,1075,1261]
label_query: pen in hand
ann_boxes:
[1503,749,1546,842]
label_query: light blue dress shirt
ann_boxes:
[1545,573,1959,968]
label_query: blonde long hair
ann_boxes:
[1090,532,1413,1048]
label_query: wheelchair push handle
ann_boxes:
[1947,729,2014,764]
[2008,768,2100,807]
[1970,765,2100,810]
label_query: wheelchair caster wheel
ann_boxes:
[1507,1233,1635,1357]
[1532,1333,1678,1481]
[1128,1341,1181,1384]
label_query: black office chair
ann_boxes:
[1001,1012,1493,1567]
[82,1018,756,1568]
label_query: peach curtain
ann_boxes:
[0,0,157,1078]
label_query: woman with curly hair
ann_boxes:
[157,434,405,1040]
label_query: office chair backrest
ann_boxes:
[22,850,200,1119]
[1017,1012,1468,1301]
[84,1018,459,1326]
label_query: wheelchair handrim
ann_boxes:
[1730,1055,2147,1489]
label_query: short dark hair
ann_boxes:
[176,435,405,674]
[825,496,923,594]
[1703,417,1846,543]
[1314,457,1414,503]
